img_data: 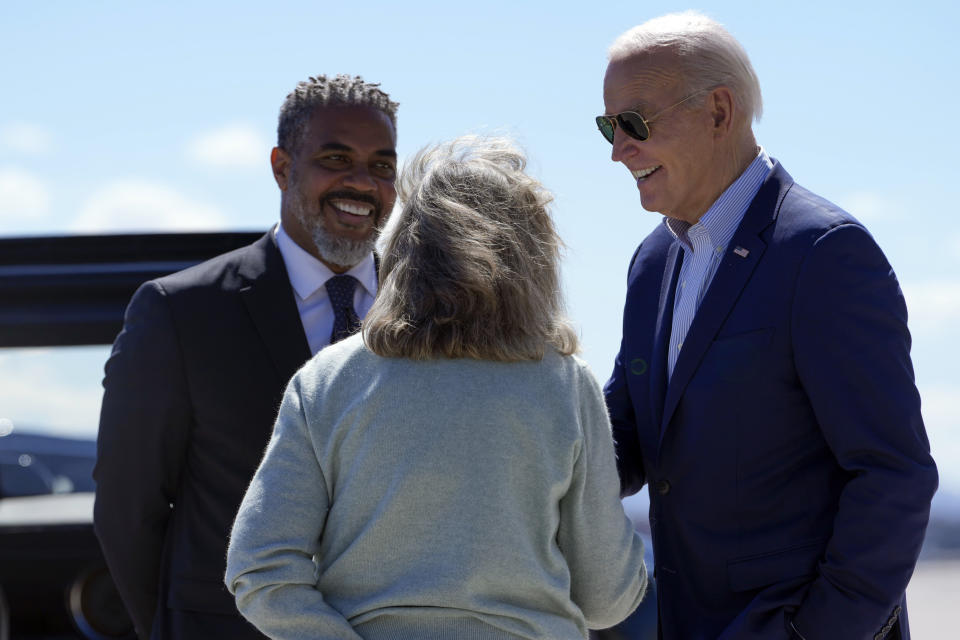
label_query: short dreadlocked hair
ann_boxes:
[277,74,398,156]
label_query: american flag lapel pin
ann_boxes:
[733,246,750,258]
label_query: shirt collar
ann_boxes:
[274,223,378,301]
[664,147,773,252]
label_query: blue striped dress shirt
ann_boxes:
[666,148,773,377]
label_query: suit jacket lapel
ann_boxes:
[238,232,311,385]
[659,163,793,437]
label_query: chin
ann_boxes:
[312,231,376,268]
[637,196,661,215]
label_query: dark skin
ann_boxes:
[271,104,398,272]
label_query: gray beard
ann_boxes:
[289,188,379,268]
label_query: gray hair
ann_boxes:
[608,11,762,124]
[277,74,398,155]
[363,135,578,362]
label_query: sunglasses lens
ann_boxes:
[596,116,615,143]
[618,113,650,141]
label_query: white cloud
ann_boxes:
[187,123,268,170]
[0,122,53,155]
[0,347,106,439]
[0,167,51,219]
[900,280,960,335]
[836,191,897,224]
[72,180,228,232]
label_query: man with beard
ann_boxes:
[93,74,398,640]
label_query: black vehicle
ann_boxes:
[0,231,260,639]
[0,230,657,639]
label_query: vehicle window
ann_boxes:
[0,345,109,497]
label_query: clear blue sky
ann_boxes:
[2,1,958,503]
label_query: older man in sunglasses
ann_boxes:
[599,11,937,640]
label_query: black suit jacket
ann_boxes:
[94,232,312,639]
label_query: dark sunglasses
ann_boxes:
[595,91,706,144]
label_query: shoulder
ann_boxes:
[761,176,900,303]
[771,187,897,289]
[745,161,868,250]
[148,232,275,297]
[777,182,863,237]
[539,349,604,393]
[294,334,375,392]
[757,181,897,297]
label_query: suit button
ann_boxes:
[656,479,671,495]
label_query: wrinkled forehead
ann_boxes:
[603,49,685,114]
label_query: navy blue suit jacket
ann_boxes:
[604,163,938,640]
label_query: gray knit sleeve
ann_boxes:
[557,362,649,628]
[225,372,362,640]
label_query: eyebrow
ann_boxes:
[623,101,656,115]
[316,142,397,158]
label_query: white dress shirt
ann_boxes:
[274,223,377,355]
[665,148,773,377]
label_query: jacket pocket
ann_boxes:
[727,538,825,592]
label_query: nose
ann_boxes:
[341,164,377,192]
[610,128,637,164]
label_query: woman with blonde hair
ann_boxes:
[225,136,647,640]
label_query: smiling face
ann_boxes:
[273,104,397,271]
[603,50,736,224]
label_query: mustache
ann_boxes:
[323,190,380,210]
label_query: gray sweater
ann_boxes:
[225,334,647,639]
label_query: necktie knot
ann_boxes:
[325,275,361,344]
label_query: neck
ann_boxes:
[730,131,759,183]
[682,132,758,225]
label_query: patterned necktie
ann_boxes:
[325,275,361,344]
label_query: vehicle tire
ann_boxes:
[67,565,134,639]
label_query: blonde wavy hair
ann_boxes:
[363,135,578,361]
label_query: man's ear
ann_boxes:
[708,86,736,138]
[271,147,292,191]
